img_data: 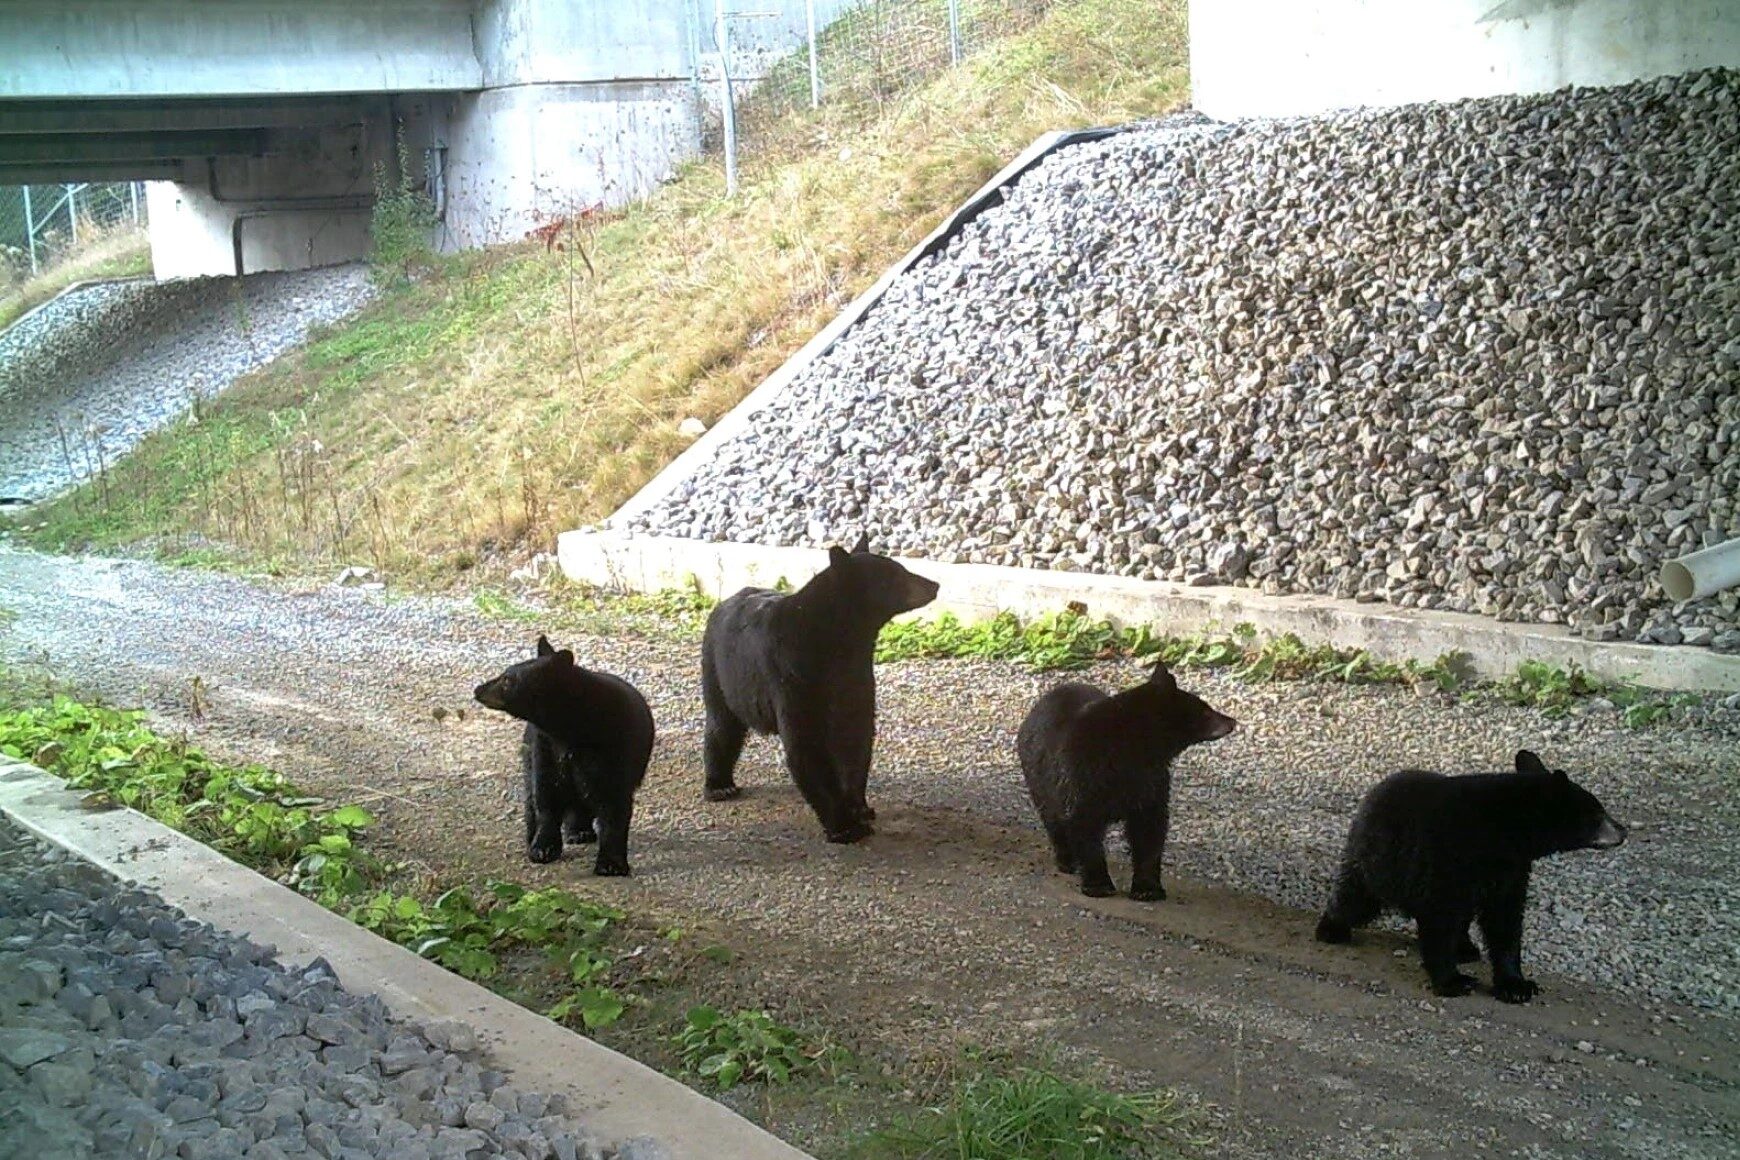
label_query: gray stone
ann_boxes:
[0,1028,74,1070]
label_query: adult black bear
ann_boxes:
[1315,750,1627,1002]
[473,635,655,876]
[1017,660,1238,900]
[700,535,940,843]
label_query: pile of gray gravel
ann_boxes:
[0,817,667,1160]
[0,265,374,503]
[633,69,1740,648]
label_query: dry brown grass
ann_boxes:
[19,0,1188,583]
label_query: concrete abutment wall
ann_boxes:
[1190,0,1740,119]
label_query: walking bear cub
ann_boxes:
[1315,750,1627,1002]
[1017,660,1238,900]
[700,534,940,843]
[473,635,655,876]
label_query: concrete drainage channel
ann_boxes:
[0,758,813,1160]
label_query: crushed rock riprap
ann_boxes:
[0,815,668,1160]
[0,265,374,504]
[632,68,1740,648]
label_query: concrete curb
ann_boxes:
[607,125,1124,529]
[0,757,815,1160]
[556,530,1740,693]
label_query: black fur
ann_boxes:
[1017,660,1238,900]
[700,535,939,842]
[473,635,655,875]
[1315,750,1627,1002]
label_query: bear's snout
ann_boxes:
[1590,815,1627,849]
[1203,711,1238,741]
[473,680,507,710]
[908,576,941,607]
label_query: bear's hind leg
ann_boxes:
[1479,877,1537,1003]
[1315,867,1381,944]
[592,794,634,877]
[1417,913,1479,997]
[703,713,748,801]
[1126,804,1171,902]
[1041,816,1077,874]
[1457,928,1482,964]
[1071,824,1117,898]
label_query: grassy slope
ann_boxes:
[16,0,1187,584]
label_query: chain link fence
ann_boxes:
[0,182,149,284]
[705,0,1060,188]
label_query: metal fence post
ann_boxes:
[806,0,820,109]
[947,0,961,65]
[130,180,141,225]
[65,183,78,244]
[23,185,37,274]
[716,0,739,195]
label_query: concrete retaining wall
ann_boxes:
[1190,0,1740,119]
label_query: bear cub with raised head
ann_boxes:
[1017,660,1238,900]
[700,534,939,843]
[473,635,655,876]
[1315,749,1627,1002]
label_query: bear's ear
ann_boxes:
[1515,749,1548,776]
[851,531,871,554]
[554,649,576,668]
[536,634,555,657]
[1148,659,1177,692]
[828,545,852,568]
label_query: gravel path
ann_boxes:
[0,547,1736,1158]
[633,68,1740,647]
[0,266,374,503]
[0,814,670,1160]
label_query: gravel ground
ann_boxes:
[633,68,1740,647]
[0,266,374,503]
[0,547,1736,1158]
[0,813,670,1160]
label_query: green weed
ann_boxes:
[349,881,632,1029]
[0,696,379,900]
[859,1061,1196,1159]
[673,1006,824,1090]
[473,588,540,623]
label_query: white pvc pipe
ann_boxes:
[1661,538,1740,602]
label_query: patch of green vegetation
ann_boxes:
[0,604,15,630]
[0,696,380,897]
[370,145,440,286]
[350,881,631,1030]
[472,587,540,623]
[673,1006,831,1090]
[0,689,644,1033]
[857,1059,1198,1160]
[548,577,719,639]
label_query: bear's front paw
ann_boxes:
[1054,856,1079,875]
[1492,976,1539,1004]
[1428,972,1478,998]
[593,856,631,877]
[704,784,743,802]
[1079,879,1117,899]
[1314,917,1353,944]
[527,837,563,864]
[825,820,874,844]
[1128,883,1167,903]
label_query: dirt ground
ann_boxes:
[1,547,1735,1159]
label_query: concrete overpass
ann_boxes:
[0,0,843,277]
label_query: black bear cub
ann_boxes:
[700,534,940,843]
[1315,750,1627,1003]
[1017,660,1238,900]
[473,635,655,876]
